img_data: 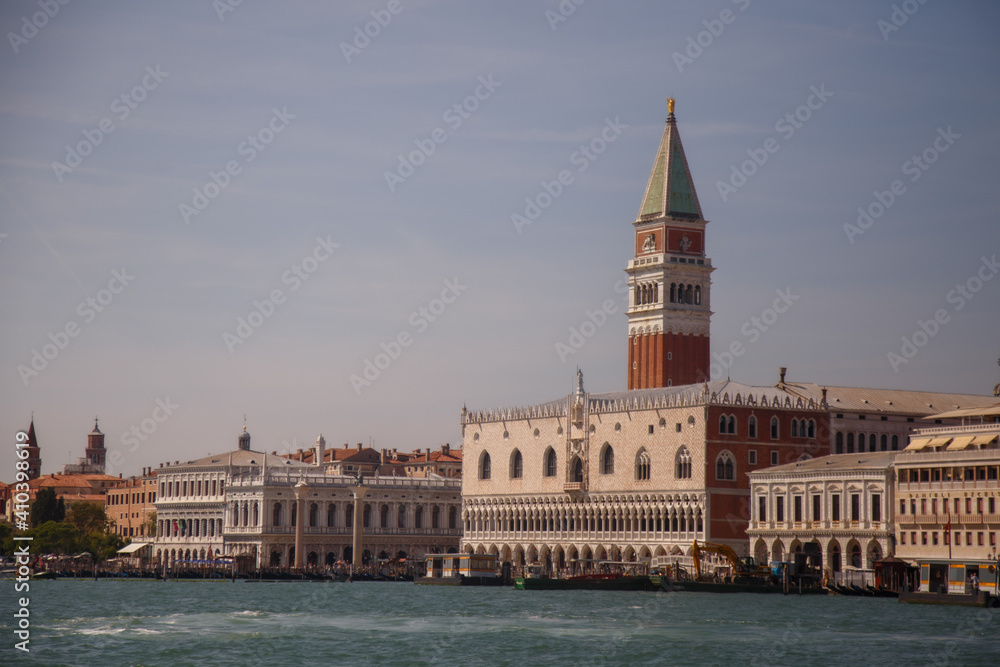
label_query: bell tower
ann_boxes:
[626,99,712,389]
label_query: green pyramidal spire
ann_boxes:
[637,99,702,221]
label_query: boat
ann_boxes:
[514,560,657,591]
[899,590,999,608]
[661,577,827,595]
[515,572,656,591]
[414,553,508,586]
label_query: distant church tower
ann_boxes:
[86,418,106,472]
[626,99,713,389]
[24,417,41,480]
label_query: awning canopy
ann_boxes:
[946,436,976,451]
[904,437,932,451]
[971,434,998,446]
[926,404,1000,420]
[927,437,952,448]
[117,542,151,554]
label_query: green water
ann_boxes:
[5,580,999,666]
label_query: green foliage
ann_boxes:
[66,502,113,534]
[143,510,157,537]
[30,487,60,527]
[32,521,79,554]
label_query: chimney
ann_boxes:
[778,367,787,385]
[381,449,387,464]
[442,443,450,456]
[821,387,828,405]
[357,443,362,451]
[315,434,325,466]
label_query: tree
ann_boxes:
[143,511,157,538]
[30,488,60,527]
[54,497,66,523]
[66,502,113,535]
[32,521,79,555]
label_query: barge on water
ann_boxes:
[414,553,508,586]
[514,560,657,591]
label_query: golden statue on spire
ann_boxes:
[667,97,675,115]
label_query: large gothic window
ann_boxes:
[479,452,491,480]
[715,451,735,481]
[748,415,757,439]
[571,457,584,483]
[544,447,557,477]
[675,446,692,479]
[510,450,523,479]
[601,444,614,475]
[635,449,651,481]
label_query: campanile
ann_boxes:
[626,99,712,389]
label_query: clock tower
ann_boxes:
[626,99,712,389]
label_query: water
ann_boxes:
[7,580,999,666]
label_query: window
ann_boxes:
[901,532,906,545]
[831,495,841,522]
[846,433,855,453]
[272,502,282,527]
[676,447,692,478]
[776,497,785,522]
[791,419,799,438]
[748,415,757,439]
[880,434,888,451]
[770,451,779,466]
[851,494,860,522]
[571,457,584,483]
[748,450,757,465]
[676,423,682,432]
[807,420,816,438]
[794,496,802,522]
[380,504,389,529]
[636,449,651,481]
[728,416,736,435]
[510,450,523,479]
[770,417,779,439]
[544,448,557,477]
[601,444,615,474]
[415,506,423,529]
[398,505,406,529]
[858,433,866,453]
[309,503,318,527]
[813,495,821,522]
[479,452,491,480]
[648,424,654,435]
[891,435,899,450]
[758,496,766,522]
[715,452,735,481]
[327,504,336,527]
[872,494,881,522]
[835,432,843,454]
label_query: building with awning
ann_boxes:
[894,404,1000,590]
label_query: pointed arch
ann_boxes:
[543,447,557,477]
[635,448,651,481]
[600,443,614,475]
[510,449,523,479]
[715,450,735,481]
[675,446,692,479]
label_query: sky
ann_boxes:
[1,0,998,479]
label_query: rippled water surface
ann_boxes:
[6,580,1000,665]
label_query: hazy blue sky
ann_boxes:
[2,1,998,478]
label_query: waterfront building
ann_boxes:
[106,468,158,539]
[768,377,995,456]
[461,373,827,571]
[893,404,1000,594]
[399,444,463,479]
[153,429,462,569]
[746,451,898,584]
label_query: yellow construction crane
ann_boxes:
[691,540,769,581]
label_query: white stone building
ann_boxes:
[154,428,462,569]
[747,451,898,584]
[893,405,1000,593]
